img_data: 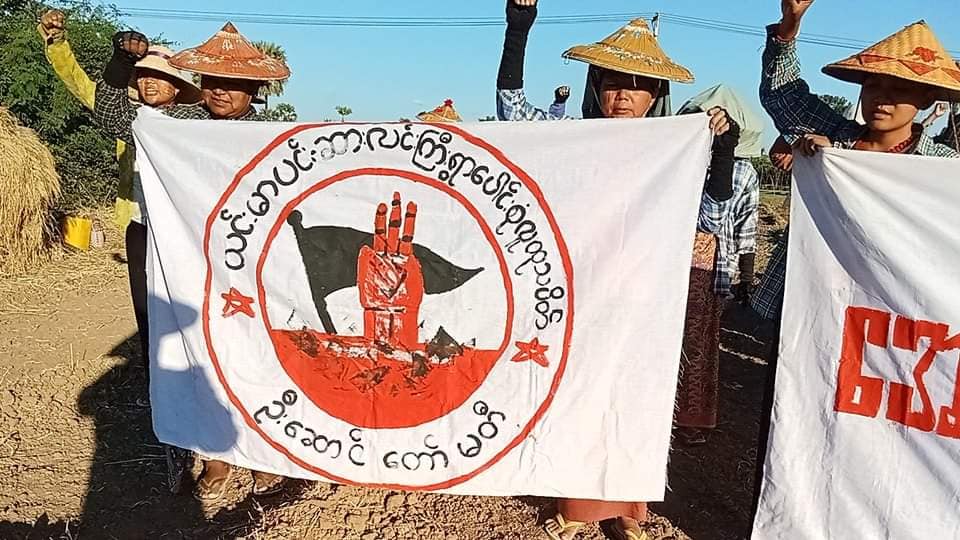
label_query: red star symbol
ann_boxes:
[511,338,550,368]
[221,287,255,318]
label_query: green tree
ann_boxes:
[819,94,855,117]
[261,102,297,122]
[0,0,121,212]
[335,105,352,122]
[478,115,497,122]
[252,40,287,107]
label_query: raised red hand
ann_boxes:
[357,192,424,349]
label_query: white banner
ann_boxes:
[753,150,960,539]
[134,109,711,500]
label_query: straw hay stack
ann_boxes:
[0,107,60,274]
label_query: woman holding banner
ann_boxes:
[752,0,960,513]
[496,1,742,539]
[93,22,292,502]
[675,85,763,446]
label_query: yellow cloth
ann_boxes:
[39,26,138,229]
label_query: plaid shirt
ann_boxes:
[94,82,260,145]
[705,159,759,298]
[497,88,571,121]
[752,27,960,320]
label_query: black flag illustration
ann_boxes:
[287,210,483,334]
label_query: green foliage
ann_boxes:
[261,102,297,122]
[252,40,287,101]
[819,94,855,117]
[335,105,352,121]
[50,124,118,208]
[0,0,121,212]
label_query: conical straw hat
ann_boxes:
[562,18,694,84]
[169,22,290,82]
[823,21,960,101]
[417,99,462,123]
[132,46,202,104]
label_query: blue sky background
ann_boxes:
[104,1,960,147]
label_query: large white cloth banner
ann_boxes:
[134,109,711,500]
[753,150,960,539]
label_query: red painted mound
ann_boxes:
[271,329,500,429]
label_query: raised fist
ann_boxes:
[357,192,425,350]
[113,30,149,62]
[39,10,66,43]
[554,85,570,104]
[506,0,538,33]
[778,0,814,40]
[781,0,815,22]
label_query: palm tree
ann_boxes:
[335,105,353,122]
[252,40,288,107]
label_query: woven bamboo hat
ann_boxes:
[417,99,462,123]
[169,22,290,81]
[823,21,960,101]
[131,46,202,104]
[562,18,694,84]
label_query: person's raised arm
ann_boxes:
[94,31,148,145]
[38,10,96,111]
[760,0,852,143]
[496,0,564,121]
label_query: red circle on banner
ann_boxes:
[201,122,576,490]
[258,169,514,429]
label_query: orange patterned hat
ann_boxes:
[169,22,290,82]
[417,99,462,123]
[822,21,960,101]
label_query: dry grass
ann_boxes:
[0,207,124,318]
[0,107,61,275]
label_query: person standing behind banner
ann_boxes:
[38,9,201,367]
[933,101,960,151]
[496,1,741,539]
[39,9,203,495]
[674,85,762,446]
[752,0,960,514]
[93,22,292,503]
[37,9,138,231]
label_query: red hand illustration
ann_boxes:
[358,192,425,349]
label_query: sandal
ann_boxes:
[194,460,233,501]
[251,471,287,496]
[611,518,650,540]
[543,513,584,540]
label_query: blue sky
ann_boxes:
[106,1,959,146]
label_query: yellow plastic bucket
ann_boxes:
[63,216,92,251]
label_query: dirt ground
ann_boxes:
[0,197,788,540]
